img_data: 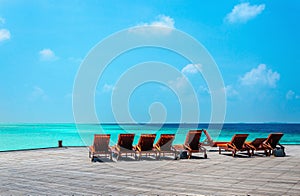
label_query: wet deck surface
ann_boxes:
[0,146,299,195]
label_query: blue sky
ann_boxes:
[0,0,299,123]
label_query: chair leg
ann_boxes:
[247,150,251,157]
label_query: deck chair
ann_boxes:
[183,130,207,159]
[245,138,266,155]
[217,134,250,157]
[134,134,157,160]
[202,129,227,147]
[89,134,112,161]
[262,133,285,156]
[154,134,177,159]
[112,134,135,160]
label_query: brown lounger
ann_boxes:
[262,133,285,156]
[154,134,177,159]
[112,134,135,160]
[180,130,207,159]
[134,134,157,160]
[217,134,251,157]
[89,134,112,161]
[245,138,267,155]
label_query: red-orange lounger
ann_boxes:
[154,134,177,159]
[112,133,135,160]
[89,134,112,161]
[245,138,267,155]
[134,134,157,160]
[262,133,285,156]
[179,130,207,159]
[217,134,251,157]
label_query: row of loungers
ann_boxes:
[216,133,285,157]
[88,130,285,161]
[89,130,207,161]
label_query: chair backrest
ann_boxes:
[93,134,110,152]
[230,134,248,149]
[202,129,213,145]
[155,134,175,151]
[137,134,156,151]
[185,130,202,150]
[118,134,135,150]
[265,133,284,149]
[250,138,266,148]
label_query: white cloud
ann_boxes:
[225,85,239,97]
[102,83,114,93]
[39,48,57,61]
[286,90,295,100]
[130,15,175,35]
[286,90,300,100]
[168,76,189,92]
[197,85,209,94]
[226,2,265,23]
[181,64,202,74]
[0,29,10,42]
[29,86,48,101]
[240,64,280,88]
[148,15,175,29]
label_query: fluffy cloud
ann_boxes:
[181,64,202,74]
[147,15,175,29]
[168,76,188,92]
[0,29,10,42]
[29,86,48,102]
[226,2,265,23]
[130,15,175,35]
[225,85,239,97]
[240,64,280,88]
[286,90,300,100]
[39,48,57,61]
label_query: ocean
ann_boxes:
[0,123,299,151]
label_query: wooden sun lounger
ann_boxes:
[154,134,177,159]
[245,138,267,155]
[134,134,157,160]
[217,134,251,157]
[262,133,285,156]
[89,134,112,161]
[111,133,135,160]
[174,130,207,159]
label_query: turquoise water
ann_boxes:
[0,123,299,151]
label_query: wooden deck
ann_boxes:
[0,146,299,195]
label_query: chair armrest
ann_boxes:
[154,144,160,151]
[88,146,94,152]
[227,143,237,151]
[134,145,141,151]
[184,144,192,151]
[245,143,255,150]
[263,143,272,149]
